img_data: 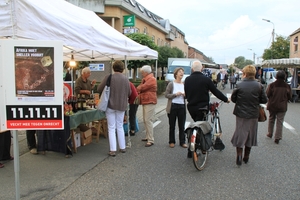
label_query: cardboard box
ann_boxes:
[74,133,81,148]
[80,129,92,146]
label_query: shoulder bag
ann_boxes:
[97,74,112,112]
[258,84,267,122]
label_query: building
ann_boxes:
[290,28,300,58]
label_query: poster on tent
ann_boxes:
[0,40,64,131]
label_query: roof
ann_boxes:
[261,58,300,68]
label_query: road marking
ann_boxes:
[153,120,161,128]
[283,121,298,135]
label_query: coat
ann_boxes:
[231,78,268,119]
[266,79,292,112]
[137,73,157,105]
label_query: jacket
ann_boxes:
[137,73,157,105]
[231,78,268,119]
[165,81,186,114]
[184,71,228,110]
[128,82,138,104]
[266,79,292,112]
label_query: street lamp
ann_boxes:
[248,48,256,64]
[262,18,275,44]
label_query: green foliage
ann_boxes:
[157,46,183,68]
[262,35,290,60]
[126,33,158,69]
[234,56,254,69]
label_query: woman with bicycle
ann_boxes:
[231,65,268,166]
[165,67,187,148]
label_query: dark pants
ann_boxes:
[26,130,37,150]
[187,106,208,122]
[230,82,236,89]
[129,104,139,132]
[167,103,186,145]
[0,130,11,161]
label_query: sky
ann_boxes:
[137,0,299,65]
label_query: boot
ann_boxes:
[236,147,243,166]
[243,146,251,164]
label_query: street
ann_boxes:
[1,85,300,200]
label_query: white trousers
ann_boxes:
[106,108,126,151]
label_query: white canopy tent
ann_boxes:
[261,58,300,68]
[0,0,158,61]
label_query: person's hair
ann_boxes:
[191,60,203,72]
[140,65,152,73]
[82,67,91,74]
[242,65,256,79]
[276,70,286,80]
[112,60,125,73]
[173,67,184,79]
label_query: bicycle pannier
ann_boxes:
[196,128,212,151]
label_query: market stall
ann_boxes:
[262,58,300,102]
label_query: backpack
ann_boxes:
[230,75,236,83]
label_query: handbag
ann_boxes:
[133,95,140,105]
[258,106,267,122]
[97,74,112,112]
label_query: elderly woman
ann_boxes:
[266,70,292,144]
[165,67,187,148]
[231,65,268,166]
[97,61,131,156]
[137,65,157,147]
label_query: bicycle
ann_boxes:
[185,101,224,171]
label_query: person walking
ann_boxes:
[0,130,14,168]
[266,70,292,144]
[229,73,236,89]
[185,60,230,158]
[137,65,157,147]
[97,60,131,156]
[231,65,268,166]
[165,67,187,148]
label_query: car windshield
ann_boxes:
[168,65,191,75]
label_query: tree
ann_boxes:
[262,35,290,60]
[234,56,254,69]
[126,33,158,81]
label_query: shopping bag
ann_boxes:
[97,75,111,112]
[258,106,267,122]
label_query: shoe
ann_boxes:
[181,144,188,148]
[0,163,4,168]
[9,156,14,160]
[145,142,154,147]
[30,148,38,154]
[129,131,135,136]
[125,133,128,137]
[141,138,147,141]
[108,151,116,157]
[119,149,126,153]
[169,143,175,148]
[274,139,279,144]
[266,134,272,138]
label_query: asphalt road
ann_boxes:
[1,83,300,200]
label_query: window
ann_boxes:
[157,38,160,46]
[294,36,298,52]
[152,35,155,42]
[143,27,147,35]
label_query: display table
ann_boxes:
[37,109,106,155]
[291,88,300,103]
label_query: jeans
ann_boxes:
[129,104,139,132]
[168,103,186,145]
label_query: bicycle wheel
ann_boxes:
[193,145,208,171]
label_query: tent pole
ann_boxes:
[12,130,20,200]
[124,56,131,148]
[155,60,158,79]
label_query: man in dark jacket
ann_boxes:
[266,70,292,144]
[184,60,229,121]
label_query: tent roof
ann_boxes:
[0,0,158,61]
[261,58,300,68]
